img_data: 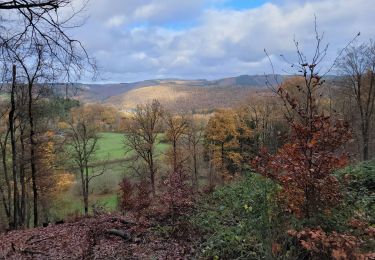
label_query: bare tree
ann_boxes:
[257,20,354,219]
[124,100,164,195]
[337,41,375,160]
[8,65,19,228]
[66,112,101,215]
[164,112,188,174]
[0,0,94,228]
[184,116,204,191]
[0,1,62,10]
[0,116,11,222]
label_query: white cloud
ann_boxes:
[106,15,127,27]
[69,0,375,82]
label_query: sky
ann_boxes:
[67,0,375,83]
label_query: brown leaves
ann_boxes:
[158,170,194,220]
[271,242,282,256]
[0,214,134,259]
[0,213,198,259]
[253,112,351,218]
[119,177,135,211]
[288,227,374,260]
[119,178,152,220]
[119,170,195,224]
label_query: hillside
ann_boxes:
[77,75,277,111]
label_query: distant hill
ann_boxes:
[213,74,283,87]
[2,74,341,112]
[78,80,161,102]
[77,75,281,112]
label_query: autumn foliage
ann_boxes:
[253,70,352,219]
[253,114,351,218]
[158,170,194,220]
[119,170,194,227]
[288,227,375,259]
[119,178,152,219]
[119,178,135,211]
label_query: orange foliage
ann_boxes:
[37,131,58,195]
[253,72,352,218]
[54,172,75,192]
[253,115,351,218]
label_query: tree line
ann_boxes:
[0,0,94,229]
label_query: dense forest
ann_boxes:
[0,1,374,259]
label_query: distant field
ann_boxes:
[94,132,169,162]
[51,132,169,220]
[95,132,125,161]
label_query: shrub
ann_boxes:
[288,227,375,260]
[133,180,152,218]
[337,161,375,219]
[253,115,351,219]
[119,177,135,211]
[158,171,194,221]
[190,173,286,259]
[119,177,152,219]
[287,162,375,259]
[92,174,119,195]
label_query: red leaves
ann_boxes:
[119,171,194,222]
[271,242,282,256]
[253,114,351,218]
[119,178,152,220]
[158,171,194,220]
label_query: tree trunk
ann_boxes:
[150,163,156,196]
[362,129,369,161]
[20,126,27,227]
[84,165,89,215]
[149,150,156,195]
[193,149,198,191]
[173,139,177,173]
[80,166,87,215]
[9,64,19,229]
[28,82,38,227]
[0,128,11,221]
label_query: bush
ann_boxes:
[118,177,152,219]
[190,173,288,259]
[287,161,375,259]
[119,177,135,211]
[189,161,375,259]
[337,160,375,219]
[288,227,374,259]
[158,171,194,221]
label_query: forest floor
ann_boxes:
[0,213,198,259]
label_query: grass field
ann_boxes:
[95,132,169,162]
[51,132,170,220]
[50,193,118,220]
[95,132,126,161]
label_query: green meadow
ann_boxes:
[95,132,169,162]
[51,132,169,220]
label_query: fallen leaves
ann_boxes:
[0,213,196,259]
